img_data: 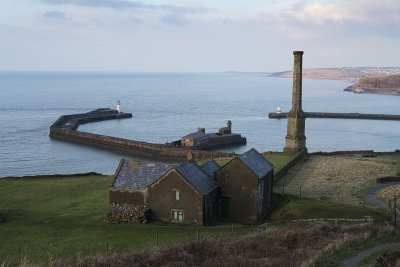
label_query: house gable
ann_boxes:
[147,168,204,224]
[238,148,274,179]
[215,157,259,224]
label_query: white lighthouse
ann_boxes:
[117,100,120,113]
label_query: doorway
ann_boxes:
[221,197,230,219]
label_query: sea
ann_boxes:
[0,71,399,177]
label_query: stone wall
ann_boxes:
[50,127,231,161]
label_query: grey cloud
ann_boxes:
[160,13,188,26]
[43,0,155,9]
[42,10,67,20]
[161,4,208,14]
[42,0,209,14]
[130,17,143,24]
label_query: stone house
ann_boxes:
[180,131,212,147]
[214,148,274,224]
[110,160,219,225]
[109,148,273,225]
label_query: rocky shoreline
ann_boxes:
[345,74,400,95]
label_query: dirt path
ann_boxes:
[363,182,400,209]
[338,183,400,267]
[339,242,400,267]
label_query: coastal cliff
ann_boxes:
[345,74,400,95]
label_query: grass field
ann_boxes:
[0,173,391,265]
[0,176,256,265]
[377,184,400,206]
[275,156,400,205]
[269,194,388,223]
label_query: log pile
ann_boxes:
[104,203,151,224]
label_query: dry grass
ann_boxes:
[377,185,400,206]
[32,222,394,267]
[275,156,399,205]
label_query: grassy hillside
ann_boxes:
[0,172,390,265]
[275,156,400,205]
[0,175,255,265]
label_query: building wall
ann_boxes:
[50,127,230,161]
[257,171,273,222]
[214,159,259,224]
[109,189,145,206]
[147,170,204,225]
[181,138,194,147]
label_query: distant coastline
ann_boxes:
[272,67,400,81]
[272,67,400,95]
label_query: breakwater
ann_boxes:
[269,112,400,120]
[50,109,234,161]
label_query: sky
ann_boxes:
[0,0,399,72]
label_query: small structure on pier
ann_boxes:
[283,51,307,153]
[179,121,246,149]
[117,100,120,113]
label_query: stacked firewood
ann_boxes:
[104,203,151,223]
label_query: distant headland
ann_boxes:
[272,67,400,81]
[272,67,400,95]
[345,74,400,95]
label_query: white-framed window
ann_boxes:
[174,189,180,200]
[171,210,184,222]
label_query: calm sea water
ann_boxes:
[0,71,399,177]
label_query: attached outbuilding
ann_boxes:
[109,160,177,206]
[214,148,274,224]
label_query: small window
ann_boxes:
[171,210,184,222]
[174,189,180,200]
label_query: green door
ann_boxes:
[221,197,230,219]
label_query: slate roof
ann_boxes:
[181,131,207,139]
[238,148,274,179]
[176,162,219,196]
[200,160,220,177]
[112,160,177,191]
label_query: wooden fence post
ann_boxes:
[231,223,234,234]
[106,242,109,257]
[197,228,199,240]
[156,233,159,245]
[394,195,397,227]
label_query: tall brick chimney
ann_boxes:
[283,51,307,153]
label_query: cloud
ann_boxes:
[42,0,154,9]
[129,16,143,24]
[160,13,188,26]
[42,0,209,14]
[267,0,400,26]
[160,4,209,14]
[42,10,68,21]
